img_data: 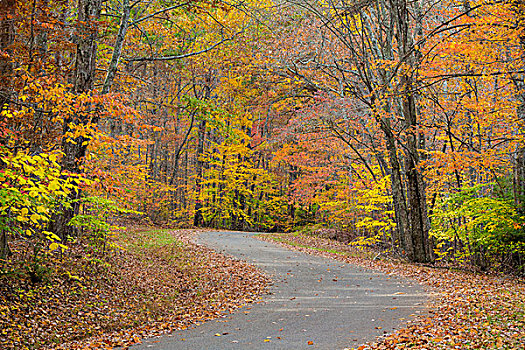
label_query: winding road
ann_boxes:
[134,231,427,349]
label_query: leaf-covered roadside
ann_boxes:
[0,228,269,349]
[260,232,525,349]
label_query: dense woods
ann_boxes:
[1,0,525,348]
[1,0,525,279]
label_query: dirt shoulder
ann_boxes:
[0,228,269,349]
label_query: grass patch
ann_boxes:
[119,229,183,251]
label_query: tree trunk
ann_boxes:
[0,230,7,259]
[395,0,433,263]
[0,0,15,111]
[381,118,410,255]
[102,0,130,94]
[0,211,11,259]
[403,89,433,262]
[193,118,207,226]
[512,0,525,215]
[49,0,102,239]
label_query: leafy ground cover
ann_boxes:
[260,232,525,350]
[0,228,269,349]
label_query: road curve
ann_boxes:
[134,231,427,350]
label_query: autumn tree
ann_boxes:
[268,0,436,262]
[0,0,15,112]
[48,0,103,239]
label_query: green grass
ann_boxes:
[118,228,183,251]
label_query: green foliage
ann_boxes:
[431,184,525,268]
[0,148,77,255]
[69,196,143,252]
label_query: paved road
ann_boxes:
[134,231,426,350]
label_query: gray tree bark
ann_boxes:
[0,0,15,259]
[512,0,525,216]
[397,0,433,262]
[102,0,130,95]
[193,118,207,227]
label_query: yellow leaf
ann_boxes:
[49,180,60,191]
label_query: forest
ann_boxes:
[1,0,525,349]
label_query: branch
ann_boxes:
[421,70,525,80]
[126,31,241,62]
[130,2,192,26]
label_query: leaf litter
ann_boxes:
[260,232,525,350]
[3,228,523,349]
[0,227,269,349]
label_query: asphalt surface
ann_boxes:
[134,231,427,350]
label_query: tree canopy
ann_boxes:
[1,0,525,270]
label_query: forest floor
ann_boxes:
[1,228,524,349]
[0,227,269,349]
[260,232,525,349]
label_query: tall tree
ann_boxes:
[0,0,16,259]
[0,0,15,110]
[512,0,525,215]
[50,0,103,239]
[274,0,435,262]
